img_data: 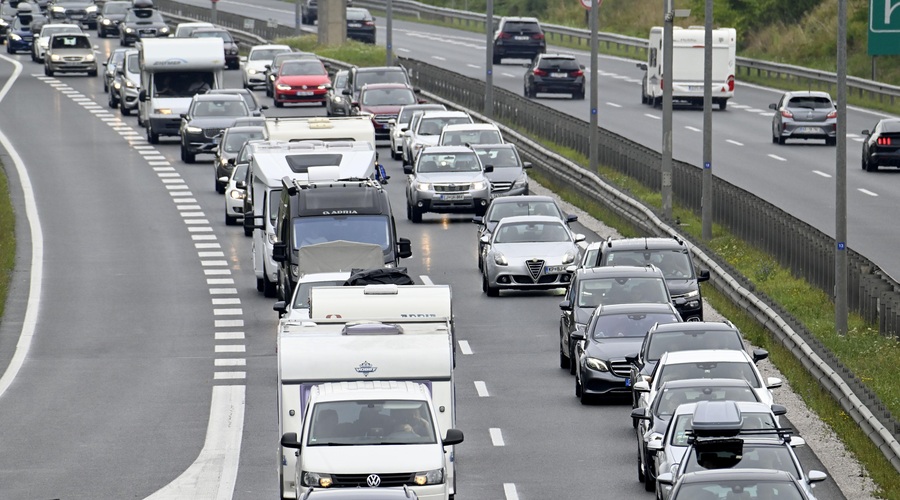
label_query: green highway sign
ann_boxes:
[869,0,900,55]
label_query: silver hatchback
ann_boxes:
[769,91,837,146]
[44,32,97,76]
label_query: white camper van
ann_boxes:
[137,37,225,143]
[280,381,463,500]
[276,284,457,499]
[638,26,736,110]
[265,116,377,146]
[246,141,378,297]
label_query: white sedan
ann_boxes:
[241,43,291,89]
[32,23,83,63]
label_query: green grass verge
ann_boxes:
[0,163,15,321]
[276,35,388,67]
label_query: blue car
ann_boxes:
[5,4,46,54]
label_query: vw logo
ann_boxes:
[366,474,381,487]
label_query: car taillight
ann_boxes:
[781,109,793,118]
[660,78,664,90]
[533,68,548,77]
[498,32,511,39]
[364,21,374,26]
[570,70,583,77]
[532,33,544,40]
[878,137,892,145]
[827,110,837,119]
[726,74,734,91]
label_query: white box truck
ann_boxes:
[265,116,377,147]
[276,284,457,499]
[137,37,225,143]
[244,141,378,297]
[638,26,736,110]
[280,381,463,500]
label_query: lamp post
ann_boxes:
[485,0,493,118]
[701,0,712,240]
[836,0,848,335]
[589,0,598,173]
[661,2,689,220]
[386,0,393,66]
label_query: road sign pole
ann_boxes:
[836,0,848,335]
[485,0,493,119]
[211,0,218,25]
[386,0,393,66]
[701,0,712,240]
[662,0,674,219]
[589,0,598,173]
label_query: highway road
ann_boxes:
[164,0,900,284]
[0,29,849,499]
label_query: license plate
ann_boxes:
[625,378,631,387]
[544,265,566,274]
[71,14,83,18]
[551,72,568,78]
[348,22,362,27]
[439,194,465,201]
[297,91,313,96]
[514,35,529,40]
[798,127,820,134]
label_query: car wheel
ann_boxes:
[256,276,264,292]
[30,50,36,62]
[183,148,195,164]
[108,95,117,108]
[263,272,277,298]
[576,89,585,100]
[147,126,159,144]
[274,99,283,108]
[718,98,727,111]
[777,135,785,145]
[644,449,656,491]
[225,214,238,225]
[559,336,569,369]
[637,445,646,483]
[120,103,130,116]
[44,66,52,76]
[575,371,583,397]
[266,86,272,97]
[826,136,837,146]
[771,133,778,144]
[88,69,97,77]
[492,54,500,65]
[216,178,225,194]
[568,343,576,375]
[866,156,878,172]
[652,96,661,108]
[244,225,253,237]
[6,43,12,54]
[485,277,499,297]
[410,203,422,223]
[98,27,105,38]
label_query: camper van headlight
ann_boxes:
[301,471,333,488]
[414,468,444,485]
[125,79,136,88]
[159,26,170,34]
[185,126,202,134]
[124,27,135,33]
[86,5,97,12]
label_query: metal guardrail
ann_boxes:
[156,0,900,476]
[355,0,900,107]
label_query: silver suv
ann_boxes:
[404,145,493,223]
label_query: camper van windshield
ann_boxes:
[307,400,437,446]
[292,216,390,252]
[153,71,214,98]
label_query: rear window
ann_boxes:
[346,9,372,21]
[646,330,744,361]
[539,58,579,71]
[787,96,833,109]
[285,153,343,173]
[503,21,541,33]
[356,70,409,88]
[881,120,900,133]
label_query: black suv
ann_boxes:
[492,16,545,64]
[524,53,585,99]
[342,65,412,110]
[589,237,709,321]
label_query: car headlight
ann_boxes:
[562,251,576,265]
[414,468,444,485]
[10,33,21,41]
[332,95,343,103]
[267,233,278,244]
[102,18,111,25]
[317,84,327,89]
[124,27,135,33]
[125,79,136,88]
[269,74,276,81]
[585,357,609,372]
[113,81,121,90]
[51,6,64,12]
[471,180,487,190]
[275,83,291,91]
[493,252,507,266]
[85,54,95,62]
[185,126,202,134]
[228,189,244,200]
[0,19,7,27]
[86,5,97,12]
[50,54,61,61]
[247,68,257,74]
[154,108,172,115]
[301,471,333,488]
[160,26,170,34]
[415,181,431,191]
[513,176,528,188]
[680,290,699,299]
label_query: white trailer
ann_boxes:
[137,37,225,143]
[265,116,377,147]
[638,26,737,110]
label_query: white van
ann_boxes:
[245,141,378,296]
[638,26,737,110]
[281,381,463,500]
[266,116,377,147]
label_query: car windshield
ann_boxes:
[250,48,287,61]
[654,386,759,418]
[787,96,833,109]
[125,10,163,22]
[399,106,443,123]
[291,280,346,309]
[672,481,804,500]
[494,221,570,244]
[292,215,391,251]
[647,329,744,361]
[657,361,761,389]
[582,248,599,267]
[280,60,326,76]
[880,120,900,133]
[488,200,561,222]
[51,35,90,49]
[362,88,416,106]
[0,4,16,15]
[43,26,81,37]
[232,163,248,183]
[604,249,693,279]
[683,442,797,477]
[475,147,520,168]
[333,72,348,88]
[575,277,670,308]
[356,70,408,88]
[193,30,233,42]
[417,152,480,173]
[103,2,130,14]
[192,100,249,117]
[307,400,437,446]
[590,312,678,339]
[442,129,502,146]
[418,117,471,136]
[224,131,264,153]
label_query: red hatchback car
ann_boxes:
[352,83,422,141]
[273,58,331,107]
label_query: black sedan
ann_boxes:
[96,0,130,38]
[573,302,680,404]
[523,53,585,100]
[346,7,375,44]
[861,118,900,172]
[119,8,170,46]
[47,0,98,29]
[179,94,250,164]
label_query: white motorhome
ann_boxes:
[245,141,378,297]
[137,37,225,143]
[638,26,737,110]
[276,284,457,499]
[265,116,377,147]
[280,381,463,500]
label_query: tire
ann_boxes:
[6,43,12,54]
[644,449,656,492]
[216,179,225,194]
[575,89,585,100]
[225,214,238,225]
[120,104,130,116]
[559,337,570,369]
[410,204,422,223]
[638,446,646,483]
[777,135,785,145]
[826,136,837,146]
[98,27,105,38]
[575,373,583,398]
[771,133,778,144]
[44,66,52,76]
[256,277,264,292]
[263,272,277,298]
[108,95,117,108]
[492,54,501,65]
[652,96,661,108]
[865,156,878,172]
[485,278,499,297]
[147,125,159,144]
[718,98,727,111]
[266,86,272,98]
[244,226,253,237]
[183,148,195,164]
[88,69,97,77]
[274,99,283,108]
[568,343,576,375]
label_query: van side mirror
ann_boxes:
[139,89,147,101]
[273,301,286,315]
[272,242,288,263]
[442,428,464,446]
[697,269,710,282]
[397,237,412,259]
[770,404,787,416]
[636,63,648,71]
[281,432,301,450]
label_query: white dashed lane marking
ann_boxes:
[458,340,473,355]
[685,126,700,132]
[489,428,505,446]
[474,381,489,397]
[726,139,744,146]
[859,188,878,197]
[812,170,831,178]
[504,484,520,500]
[606,102,622,108]
[768,154,787,162]
[644,113,661,120]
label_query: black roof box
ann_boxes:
[132,0,154,9]
[344,268,415,286]
[690,401,743,438]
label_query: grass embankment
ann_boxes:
[0,164,15,320]
[280,35,900,496]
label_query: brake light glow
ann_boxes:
[364,21,375,26]
[660,78,664,90]
[571,70,583,77]
[532,33,544,40]
[781,110,793,118]
[878,137,892,145]
[827,110,837,119]
[533,68,548,77]
[498,32,511,39]
[726,75,734,92]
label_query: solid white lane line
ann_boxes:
[768,154,787,162]
[726,139,744,146]
[419,275,434,285]
[859,188,878,197]
[644,113,661,120]
[215,332,245,340]
[685,126,701,132]
[474,381,489,397]
[458,340,473,355]
[144,386,244,500]
[812,170,832,178]
[504,483,520,500]
[489,428,505,446]
[606,102,622,108]
[215,359,246,366]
